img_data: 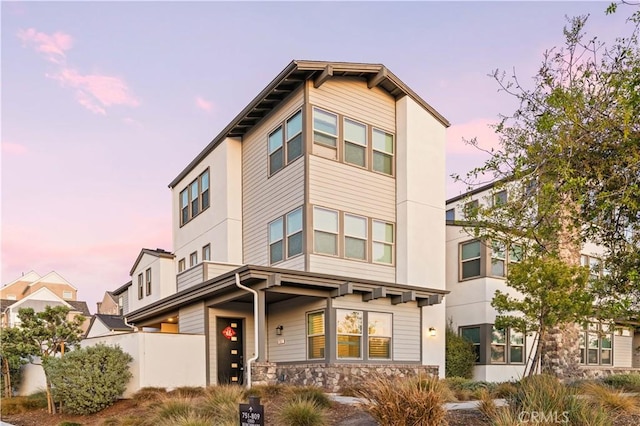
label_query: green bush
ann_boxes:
[602,373,640,392]
[276,396,327,426]
[45,343,133,415]
[445,323,476,378]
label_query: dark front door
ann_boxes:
[216,317,244,385]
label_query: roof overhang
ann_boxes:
[169,60,450,188]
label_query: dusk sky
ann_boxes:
[1,1,632,311]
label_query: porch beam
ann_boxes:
[367,68,387,89]
[417,294,444,307]
[362,286,386,302]
[391,290,415,305]
[267,273,281,288]
[264,286,328,298]
[331,282,353,298]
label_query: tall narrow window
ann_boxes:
[202,244,211,261]
[180,189,189,226]
[460,240,481,279]
[137,273,143,300]
[200,170,210,210]
[372,129,393,175]
[268,126,284,175]
[286,208,303,258]
[145,268,152,296]
[491,240,506,277]
[368,312,392,359]
[269,218,284,264]
[493,190,507,206]
[337,309,362,359]
[190,180,199,217]
[461,327,481,362]
[372,220,394,264]
[446,209,455,221]
[344,118,367,167]
[579,332,586,364]
[601,330,612,365]
[509,244,523,264]
[286,111,303,163]
[178,258,186,272]
[190,251,198,267]
[491,327,506,363]
[307,311,325,359]
[464,200,479,219]
[314,207,339,255]
[510,329,525,363]
[313,108,338,147]
[345,214,367,260]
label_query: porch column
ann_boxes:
[257,289,267,361]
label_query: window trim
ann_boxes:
[343,117,368,169]
[307,310,326,360]
[372,220,394,265]
[137,273,143,300]
[62,290,73,299]
[202,244,211,261]
[344,213,368,261]
[268,217,284,264]
[580,322,613,366]
[313,206,339,257]
[286,207,304,259]
[312,107,338,148]
[493,189,507,206]
[286,110,303,163]
[268,125,284,176]
[372,127,394,176]
[178,258,186,272]
[336,309,363,360]
[145,268,152,296]
[460,240,482,280]
[189,251,198,267]
[460,326,481,364]
[179,168,211,226]
[367,311,393,360]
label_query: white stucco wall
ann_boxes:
[129,255,175,313]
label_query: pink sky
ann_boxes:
[1,2,631,312]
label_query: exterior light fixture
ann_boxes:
[428,327,436,337]
[275,325,284,335]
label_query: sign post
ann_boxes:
[239,395,264,426]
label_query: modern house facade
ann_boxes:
[107,60,451,390]
[445,183,640,382]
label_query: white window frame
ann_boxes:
[62,290,73,299]
[372,220,394,265]
[343,118,367,168]
[145,268,152,296]
[286,110,303,163]
[268,125,284,176]
[344,213,367,261]
[368,312,392,360]
[336,309,363,360]
[313,107,338,148]
[286,208,303,258]
[268,217,284,264]
[178,258,186,272]
[137,273,143,300]
[179,169,210,226]
[313,207,339,256]
[202,244,211,261]
[460,240,482,280]
[372,128,394,176]
[307,310,325,360]
[189,251,198,267]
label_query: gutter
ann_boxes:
[235,273,259,389]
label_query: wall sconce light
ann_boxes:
[276,325,284,336]
[428,327,436,337]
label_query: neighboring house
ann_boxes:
[0,270,78,302]
[96,291,119,315]
[85,314,133,338]
[445,183,640,382]
[107,60,450,391]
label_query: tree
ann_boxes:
[44,344,133,415]
[445,321,476,379]
[13,306,85,413]
[458,9,639,376]
[0,326,32,397]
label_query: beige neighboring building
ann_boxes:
[0,271,77,302]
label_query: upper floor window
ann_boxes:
[179,169,210,226]
[372,220,394,264]
[580,254,602,280]
[6,294,16,300]
[313,108,338,147]
[145,268,152,296]
[203,244,211,261]
[269,218,284,264]
[268,207,304,264]
[190,251,198,267]
[464,200,479,219]
[286,208,303,258]
[491,240,507,277]
[178,258,186,272]
[344,118,367,167]
[118,296,123,315]
[269,110,303,176]
[461,240,522,281]
[493,190,507,206]
[460,240,482,279]
[137,273,143,300]
[314,207,339,256]
[446,208,455,221]
[372,129,394,175]
[345,214,367,260]
[62,290,73,299]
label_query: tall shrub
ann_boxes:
[445,322,476,378]
[45,343,132,414]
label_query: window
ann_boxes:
[460,240,482,279]
[203,244,211,261]
[493,190,507,206]
[179,169,211,226]
[6,294,16,300]
[372,220,394,264]
[137,273,143,300]
[286,111,303,163]
[337,309,363,359]
[345,214,367,260]
[510,329,525,363]
[268,126,284,175]
[269,218,284,264]
[581,255,602,280]
[286,208,303,258]
[190,251,198,267]
[509,244,523,263]
[491,328,506,363]
[464,200,479,219]
[314,207,338,255]
[145,268,152,296]
[368,312,392,359]
[118,296,123,315]
[178,258,186,272]
[344,118,367,167]
[491,327,525,364]
[491,240,506,277]
[313,108,338,147]
[307,311,325,359]
[62,290,72,299]
[461,327,481,363]
[372,129,394,175]
[446,208,455,221]
[580,323,613,365]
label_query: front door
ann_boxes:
[216,317,244,385]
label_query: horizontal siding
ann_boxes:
[205,263,241,280]
[309,77,395,132]
[309,156,395,222]
[275,254,305,272]
[309,254,395,283]
[614,335,633,368]
[122,290,129,315]
[332,294,420,362]
[177,265,204,292]
[268,297,326,362]
[179,302,205,334]
[243,89,305,266]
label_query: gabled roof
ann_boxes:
[112,281,132,296]
[1,299,17,311]
[68,301,91,316]
[169,59,451,188]
[22,271,77,295]
[1,287,90,316]
[93,314,132,331]
[129,248,175,276]
[2,271,41,288]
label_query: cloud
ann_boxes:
[195,96,214,112]
[2,142,28,156]
[17,28,73,64]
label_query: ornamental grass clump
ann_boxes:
[276,396,327,426]
[357,374,448,426]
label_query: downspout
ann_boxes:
[235,273,259,389]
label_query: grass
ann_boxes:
[0,391,49,415]
[602,373,640,392]
[132,387,168,404]
[580,381,639,414]
[169,386,206,398]
[276,396,327,426]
